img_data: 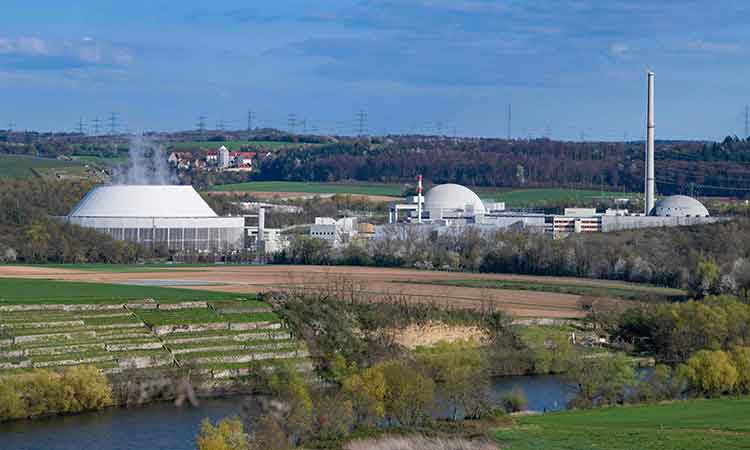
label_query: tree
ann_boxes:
[731,347,750,394]
[250,415,291,450]
[567,353,635,408]
[196,417,249,450]
[683,350,738,396]
[342,366,386,426]
[379,361,435,426]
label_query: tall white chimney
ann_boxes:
[645,71,655,215]
[416,175,423,224]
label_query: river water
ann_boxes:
[0,375,571,450]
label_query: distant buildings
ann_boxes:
[310,217,359,248]
[168,145,255,172]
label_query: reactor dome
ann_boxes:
[69,185,218,218]
[650,195,709,217]
[424,183,486,218]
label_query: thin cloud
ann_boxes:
[683,39,743,55]
[0,36,134,69]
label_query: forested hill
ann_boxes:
[254,136,750,197]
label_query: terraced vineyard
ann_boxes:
[0,281,308,381]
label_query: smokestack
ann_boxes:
[417,175,423,224]
[645,71,655,215]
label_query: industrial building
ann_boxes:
[384,71,721,238]
[65,185,246,251]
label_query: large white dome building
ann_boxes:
[66,185,245,251]
[650,195,709,218]
[424,183,486,219]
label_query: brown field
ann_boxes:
[0,265,659,319]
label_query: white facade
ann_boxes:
[218,145,230,168]
[66,185,245,251]
[310,217,358,248]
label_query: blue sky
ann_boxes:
[1,0,749,140]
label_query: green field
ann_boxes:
[21,263,223,273]
[0,154,86,179]
[210,181,636,207]
[166,140,319,151]
[0,278,244,304]
[412,279,686,302]
[211,180,405,196]
[494,397,750,450]
[475,187,638,207]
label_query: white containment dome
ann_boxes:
[70,185,218,218]
[424,183,486,218]
[66,185,245,251]
[650,195,709,217]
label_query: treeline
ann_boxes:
[0,179,152,263]
[274,220,750,292]
[0,366,111,422]
[254,137,750,197]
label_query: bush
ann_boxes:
[0,366,112,422]
[501,388,528,413]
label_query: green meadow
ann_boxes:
[0,154,86,179]
[494,397,750,450]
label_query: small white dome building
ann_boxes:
[424,183,486,219]
[650,195,709,217]
[66,185,245,251]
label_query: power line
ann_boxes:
[287,114,297,134]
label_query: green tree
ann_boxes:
[683,350,738,396]
[196,417,249,450]
[342,366,386,426]
[731,346,750,394]
[380,361,435,426]
[567,353,635,408]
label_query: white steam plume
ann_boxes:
[113,135,175,185]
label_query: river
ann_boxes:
[0,375,571,450]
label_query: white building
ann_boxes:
[218,145,230,169]
[310,217,358,248]
[65,185,245,251]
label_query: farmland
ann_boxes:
[494,397,750,450]
[0,277,305,379]
[0,154,87,179]
[210,181,637,208]
[410,278,686,302]
[210,180,404,197]
[0,264,659,319]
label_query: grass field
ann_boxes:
[166,140,319,151]
[474,187,638,207]
[210,181,636,207]
[411,279,686,302]
[211,180,404,196]
[494,397,750,450]
[0,154,86,179]
[0,278,244,304]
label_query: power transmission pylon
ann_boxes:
[356,110,367,136]
[109,112,118,135]
[197,116,207,137]
[92,116,100,136]
[288,114,297,134]
[77,116,86,135]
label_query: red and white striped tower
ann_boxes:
[417,175,423,223]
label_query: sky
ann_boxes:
[1,0,749,141]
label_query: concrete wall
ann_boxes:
[601,216,723,232]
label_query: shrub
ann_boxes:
[501,388,527,413]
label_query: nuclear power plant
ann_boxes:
[384,71,719,237]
